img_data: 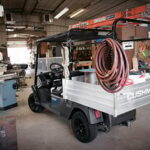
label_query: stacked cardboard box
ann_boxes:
[117,24,148,70]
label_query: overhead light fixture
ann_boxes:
[14,34,17,37]
[0,4,4,17]
[14,26,26,29]
[54,7,69,19]
[6,29,14,32]
[69,9,85,18]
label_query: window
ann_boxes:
[7,41,30,64]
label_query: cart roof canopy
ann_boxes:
[37,28,112,43]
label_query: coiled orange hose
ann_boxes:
[95,38,129,93]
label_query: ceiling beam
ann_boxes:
[31,0,39,14]
[136,0,150,2]
[83,0,103,9]
[85,0,129,20]
[33,9,53,14]
[22,0,28,13]
[52,0,66,13]
[5,8,23,13]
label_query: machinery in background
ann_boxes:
[0,42,27,111]
[0,51,27,110]
[6,64,28,88]
[0,50,17,110]
[0,73,18,110]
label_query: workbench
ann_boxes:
[73,61,92,70]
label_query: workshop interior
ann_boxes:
[0,0,150,150]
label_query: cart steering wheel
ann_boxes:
[50,63,63,74]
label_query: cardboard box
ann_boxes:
[135,26,148,39]
[117,24,135,40]
[117,25,148,70]
[117,25,148,40]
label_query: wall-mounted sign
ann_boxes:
[122,41,134,50]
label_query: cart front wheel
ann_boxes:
[28,93,44,113]
[71,111,97,143]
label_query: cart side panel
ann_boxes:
[115,81,150,116]
[63,79,115,116]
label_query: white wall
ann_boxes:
[44,19,77,36]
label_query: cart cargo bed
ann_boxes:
[63,79,150,117]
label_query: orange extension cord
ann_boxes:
[95,38,129,93]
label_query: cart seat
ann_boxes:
[52,88,62,95]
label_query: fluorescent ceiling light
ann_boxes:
[54,7,69,19]
[14,26,26,29]
[0,4,4,17]
[69,9,85,18]
[6,29,14,32]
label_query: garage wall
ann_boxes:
[45,25,67,36]
[44,19,77,36]
[3,13,77,36]
[9,14,41,27]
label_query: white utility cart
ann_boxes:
[28,18,150,143]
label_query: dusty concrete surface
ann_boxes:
[0,79,150,150]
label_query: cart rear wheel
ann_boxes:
[28,93,44,113]
[71,111,97,143]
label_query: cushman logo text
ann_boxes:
[123,88,150,100]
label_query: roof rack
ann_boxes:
[37,28,112,43]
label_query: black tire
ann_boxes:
[71,111,97,143]
[28,93,44,113]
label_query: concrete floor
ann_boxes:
[0,79,150,150]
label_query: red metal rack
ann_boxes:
[69,4,150,29]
